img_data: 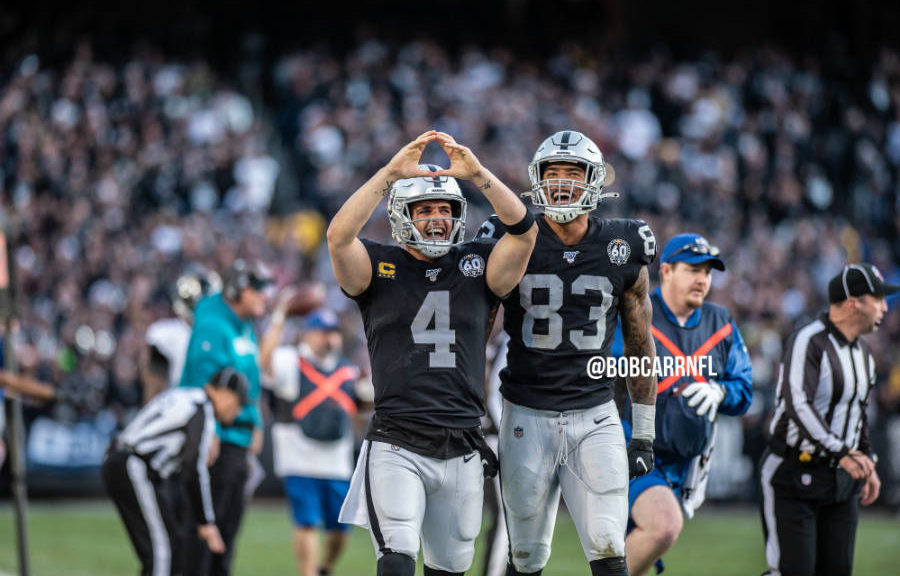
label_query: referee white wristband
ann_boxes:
[632,403,656,442]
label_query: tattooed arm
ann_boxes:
[621,266,657,476]
[620,267,657,407]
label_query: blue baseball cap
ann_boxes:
[661,233,725,271]
[302,308,340,331]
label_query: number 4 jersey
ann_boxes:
[348,238,499,429]
[477,214,656,411]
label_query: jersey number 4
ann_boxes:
[520,274,613,350]
[411,291,455,368]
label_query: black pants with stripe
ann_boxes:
[759,449,860,576]
[183,442,249,576]
[103,449,183,576]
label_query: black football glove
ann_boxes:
[472,432,500,479]
[478,444,500,479]
[627,438,654,479]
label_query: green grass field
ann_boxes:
[0,500,897,575]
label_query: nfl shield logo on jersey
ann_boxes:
[513,426,524,438]
[607,239,631,266]
[458,254,486,277]
[425,268,441,282]
[563,250,579,264]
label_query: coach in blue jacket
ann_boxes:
[623,233,753,576]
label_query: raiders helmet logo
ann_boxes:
[607,239,631,266]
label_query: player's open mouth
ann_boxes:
[425,226,447,240]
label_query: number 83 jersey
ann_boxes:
[477,214,656,411]
[349,238,499,429]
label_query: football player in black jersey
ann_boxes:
[477,130,658,576]
[327,130,536,576]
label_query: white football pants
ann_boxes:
[499,399,628,573]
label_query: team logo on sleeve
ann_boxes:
[458,254,486,277]
[425,268,441,282]
[377,262,396,279]
[563,250,580,264]
[607,239,631,266]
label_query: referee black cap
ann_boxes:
[828,263,900,303]
[209,367,249,404]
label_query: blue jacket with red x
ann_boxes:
[618,288,753,461]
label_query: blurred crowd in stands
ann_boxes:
[1,36,899,503]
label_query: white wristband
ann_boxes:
[632,403,656,442]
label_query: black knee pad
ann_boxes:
[377,552,415,576]
[423,567,463,576]
[506,564,542,576]
[590,557,629,576]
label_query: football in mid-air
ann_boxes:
[285,283,327,317]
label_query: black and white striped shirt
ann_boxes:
[116,387,216,524]
[768,313,874,461]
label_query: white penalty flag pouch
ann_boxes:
[681,420,717,519]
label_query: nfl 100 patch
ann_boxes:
[563,250,580,264]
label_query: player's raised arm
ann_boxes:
[327,131,439,296]
[433,132,536,297]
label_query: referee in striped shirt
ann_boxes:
[103,368,247,576]
[760,263,897,576]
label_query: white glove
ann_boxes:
[682,381,725,422]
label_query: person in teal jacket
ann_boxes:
[180,258,271,576]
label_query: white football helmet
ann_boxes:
[388,164,466,258]
[524,130,618,223]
